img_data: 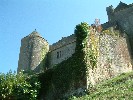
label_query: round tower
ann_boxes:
[18,30,49,73]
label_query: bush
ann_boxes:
[0,70,40,100]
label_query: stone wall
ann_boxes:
[106,4,133,34]
[18,31,49,73]
[39,28,133,99]
[106,3,133,57]
[113,6,133,34]
[87,30,132,85]
[48,34,76,68]
[18,36,31,72]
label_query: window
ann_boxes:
[57,52,59,58]
[60,51,61,57]
[57,51,62,59]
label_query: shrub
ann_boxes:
[0,70,40,100]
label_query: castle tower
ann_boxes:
[106,5,114,22]
[18,30,49,73]
[114,1,128,12]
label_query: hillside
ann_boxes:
[70,71,133,100]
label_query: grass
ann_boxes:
[69,71,133,100]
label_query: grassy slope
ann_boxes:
[70,71,133,100]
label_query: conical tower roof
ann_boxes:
[29,29,41,37]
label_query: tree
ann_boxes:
[0,70,40,100]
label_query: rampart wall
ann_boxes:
[113,6,133,34]
[87,30,132,85]
[106,4,133,35]
[49,34,76,68]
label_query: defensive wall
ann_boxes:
[48,34,76,68]
[17,2,133,99]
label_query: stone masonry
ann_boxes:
[87,30,132,85]
[18,1,133,92]
[18,30,49,73]
[18,31,76,72]
[103,1,133,57]
[17,2,133,99]
[49,34,76,68]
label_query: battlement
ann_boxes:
[114,5,133,17]
[48,34,76,68]
[49,34,76,51]
[101,22,116,30]
[114,1,129,12]
[22,30,49,44]
[18,30,49,73]
[107,2,133,14]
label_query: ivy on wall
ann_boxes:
[39,22,100,99]
[85,28,99,69]
[75,22,90,53]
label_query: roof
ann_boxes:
[28,30,41,37]
[22,30,49,44]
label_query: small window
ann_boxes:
[60,51,61,57]
[57,51,62,59]
[57,52,59,58]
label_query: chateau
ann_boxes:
[18,2,133,99]
[18,30,76,73]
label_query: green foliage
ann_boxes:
[41,22,100,99]
[75,22,90,53]
[70,71,133,100]
[41,22,91,98]
[0,70,40,100]
[86,29,99,69]
[87,49,97,69]
[38,68,54,97]
[102,29,120,36]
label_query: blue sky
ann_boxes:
[0,0,132,73]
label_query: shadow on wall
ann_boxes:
[32,53,49,73]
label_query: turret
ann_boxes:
[18,30,49,73]
[114,1,128,12]
[106,5,114,22]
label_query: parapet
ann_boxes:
[22,30,49,44]
[114,1,129,12]
[50,34,76,51]
[101,22,110,30]
[107,1,133,14]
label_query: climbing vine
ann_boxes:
[40,22,99,99]
[86,27,99,69]
[51,22,91,97]
[40,46,49,71]
[75,22,90,53]
[102,29,120,36]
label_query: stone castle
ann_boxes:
[18,30,76,73]
[18,1,133,99]
[18,1,133,72]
